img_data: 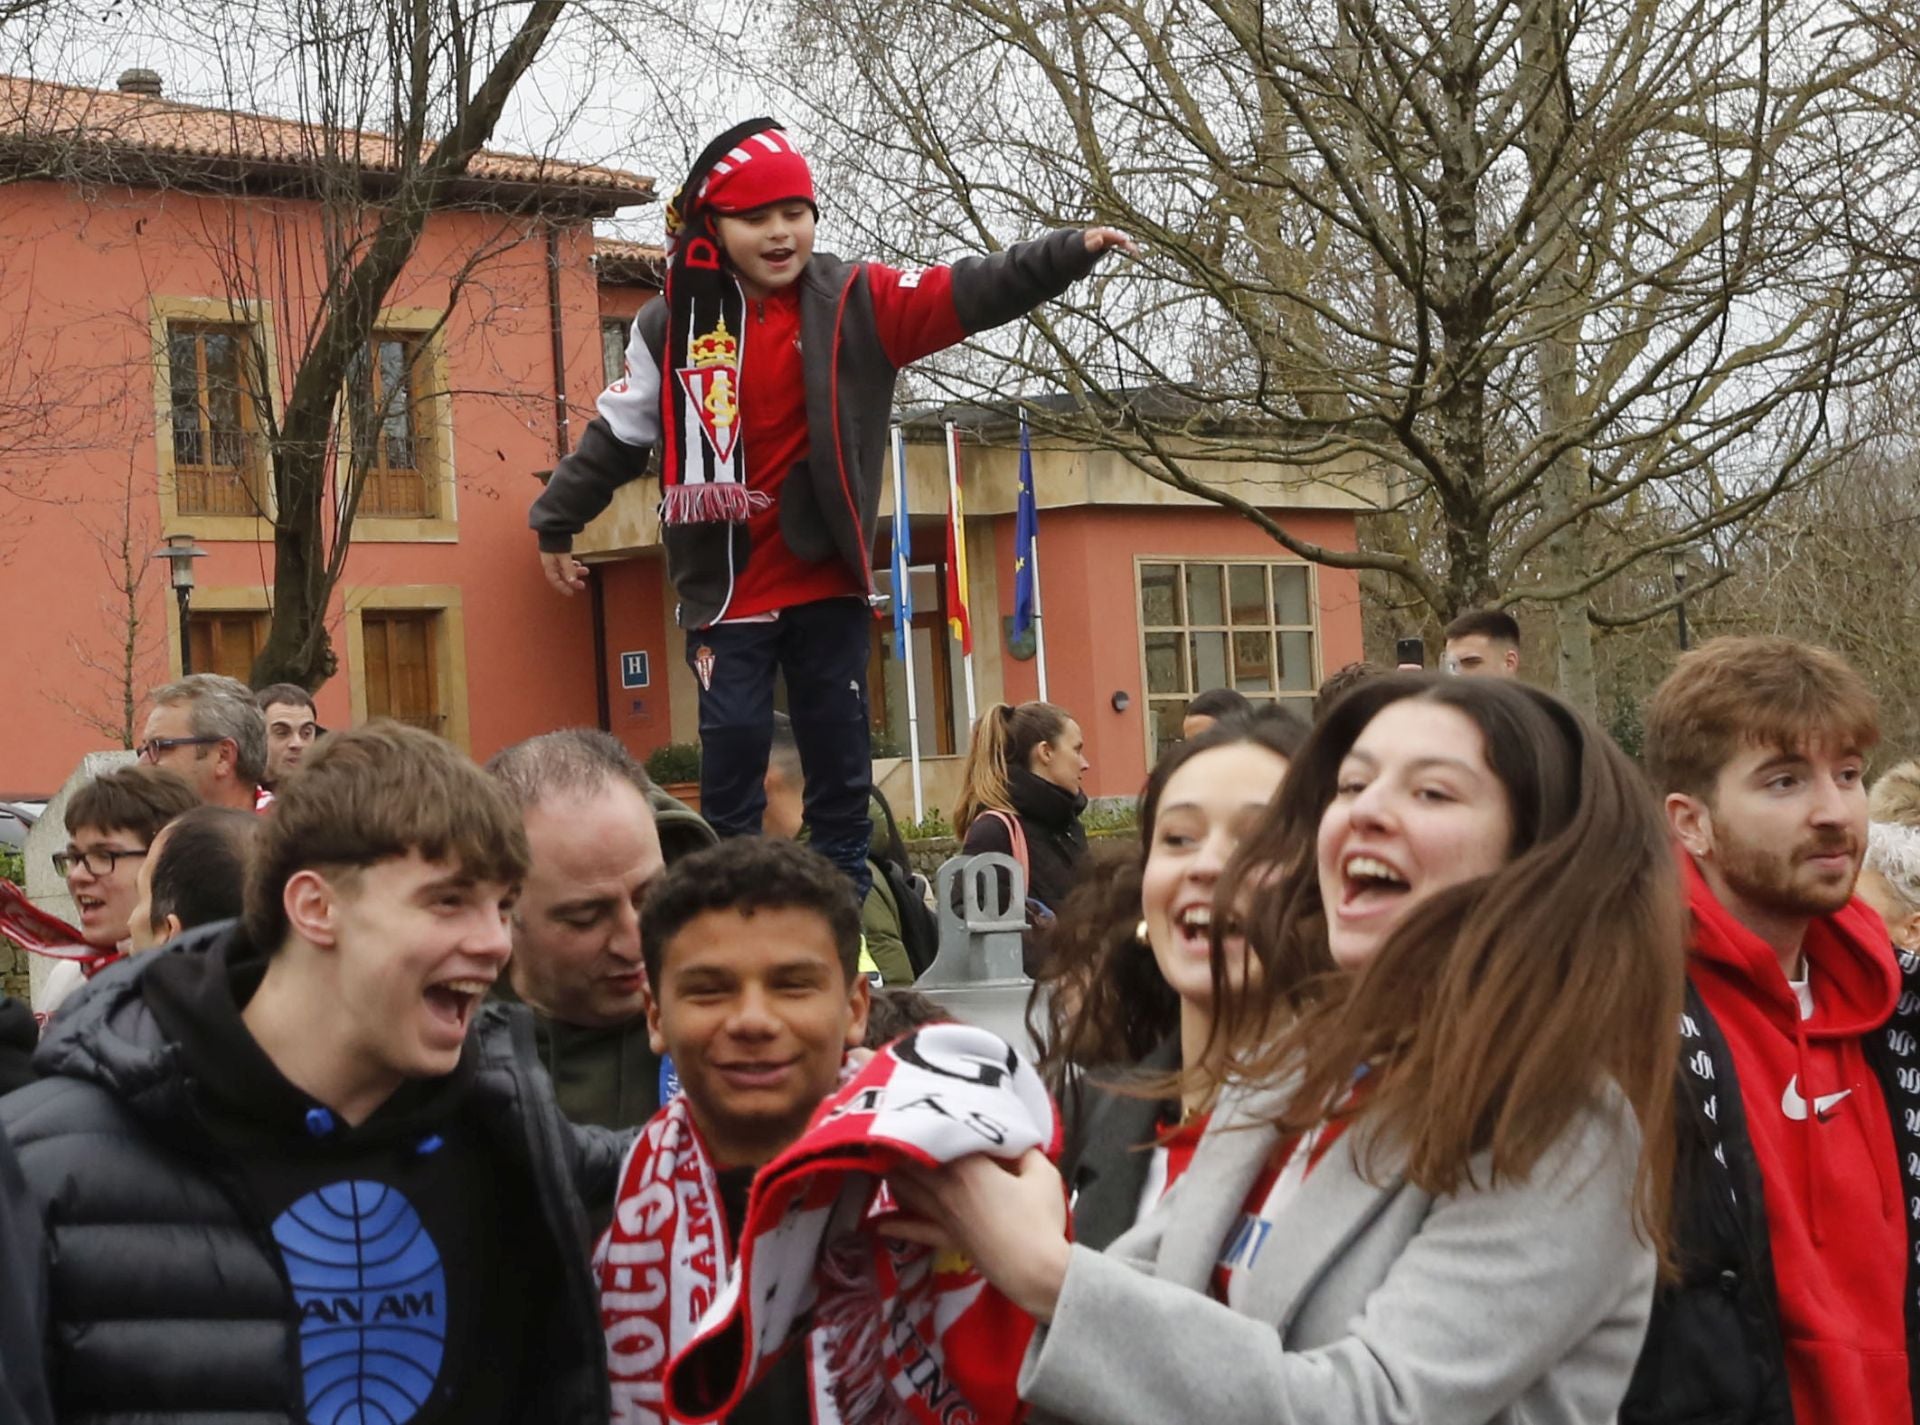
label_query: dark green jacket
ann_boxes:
[494,977,664,1136]
[645,782,719,864]
[862,868,914,986]
[494,782,710,1133]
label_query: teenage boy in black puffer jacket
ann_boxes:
[1,723,624,1424]
[532,117,1132,904]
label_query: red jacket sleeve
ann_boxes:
[864,229,1104,369]
[866,261,968,369]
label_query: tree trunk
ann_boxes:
[243,0,568,693]
[255,442,337,688]
[1520,0,1599,712]
[1544,467,1598,709]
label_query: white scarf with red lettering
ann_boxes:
[597,1094,727,1425]
[596,1023,1058,1425]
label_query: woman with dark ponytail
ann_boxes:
[951,702,1092,963]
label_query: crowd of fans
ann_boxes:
[0,623,1911,1425]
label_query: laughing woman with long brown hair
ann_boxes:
[890,674,1685,1425]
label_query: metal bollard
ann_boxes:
[913,853,1040,1055]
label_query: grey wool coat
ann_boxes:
[1020,1080,1657,1425]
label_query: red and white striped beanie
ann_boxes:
[697,127,816,216]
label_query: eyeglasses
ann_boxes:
[136,735,224,762]
[53,847,148,877]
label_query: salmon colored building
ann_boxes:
[0,70,652,794]
[0,71,1378,806]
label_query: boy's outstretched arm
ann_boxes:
[529,305,666,595]
[869,227,1136,370]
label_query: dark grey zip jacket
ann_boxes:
[531,230,1102,628]
[0,923,626,1424]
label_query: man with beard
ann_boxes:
[1625,637,1912,1425]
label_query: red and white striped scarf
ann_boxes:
[597,1023,1058,1425]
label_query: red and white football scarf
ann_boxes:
[598,1023,1058,1425]
[657,119,799,527]
[0,880,110,976]
[597,1094,729,1425]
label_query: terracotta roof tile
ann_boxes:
[593,238,665,262]
[0,73,655,202]
[593,236,665,286]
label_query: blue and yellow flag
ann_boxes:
[1012,416,1039,640]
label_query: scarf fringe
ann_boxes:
[814,1237,916,1425]
[659,482,770,526]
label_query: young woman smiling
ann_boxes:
[1040,711,1306,1250]
[891,674,1685,1425]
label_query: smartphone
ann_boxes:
[1395,636,1426,669]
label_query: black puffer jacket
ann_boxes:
[0,1124,51,1425]
[958,768,1089,974]
[0,996,35,1096]
[0,923,627,1424]
[1619,982,1793,1425]
[960,767,1090,915]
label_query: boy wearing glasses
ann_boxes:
[138,674,272,812]
[40,765,197,1017]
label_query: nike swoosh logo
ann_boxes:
[1782,1075,1853,1121]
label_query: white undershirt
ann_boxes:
[1790,970,1814,1021]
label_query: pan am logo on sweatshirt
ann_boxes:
[273,1180,449,1425]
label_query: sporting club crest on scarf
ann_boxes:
[657,118,813,527]
[597,1023,1058,1425]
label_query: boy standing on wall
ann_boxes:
[531,118,1133,899]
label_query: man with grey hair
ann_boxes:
[487,728,715,1130]
[1860,820,1920,951]
[137,675,269,812]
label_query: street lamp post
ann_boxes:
[151,535,208,674]
[1668,548,1691,652]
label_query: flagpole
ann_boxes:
[1022,409,1051,704]
[1031,520,1050,705]
[890,425,925,824]
[946,421,977,727]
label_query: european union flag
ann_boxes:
[890,425,914,659]
[1012,415,1039,639]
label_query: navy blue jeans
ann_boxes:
[688,596,874,900]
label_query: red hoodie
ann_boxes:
[1686,856,1910,1425]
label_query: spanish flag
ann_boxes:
[943,422,972,655]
